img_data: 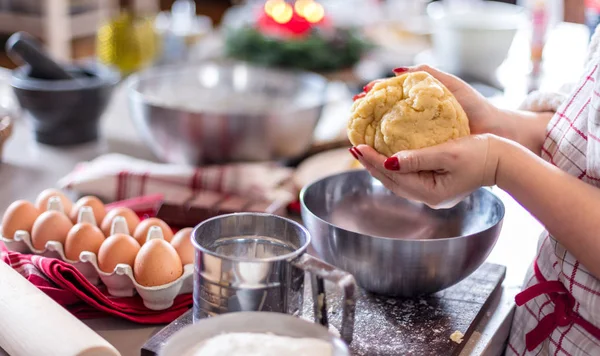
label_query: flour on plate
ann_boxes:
[182,332,333,356]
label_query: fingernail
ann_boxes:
[384,156,400,171]
[349,148,359,160]
[353,147,363,156]
[393,67,409,74]
[353,92,366,101]
[363,79,381,93]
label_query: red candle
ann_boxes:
[256,0,331,39]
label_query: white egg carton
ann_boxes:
[1,198,194,311]
[14,229,102,285]
[0,231,30,254]
[81,251,194,310]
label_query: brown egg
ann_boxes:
[31,211,74,250]
[170,228,194,265]
[134,226,183,286]
[133,218,174,245]
[97,233,140,273]
[70,196,106,225]
[100,207,140,237]
[1,200,40,239]
[64,223,105,261]
[35,189,73,214]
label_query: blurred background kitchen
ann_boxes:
[0,0,595,170]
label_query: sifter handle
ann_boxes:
[292,254,356,344]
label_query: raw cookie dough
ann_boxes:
[347,71,470,157]
[450,330,464,344]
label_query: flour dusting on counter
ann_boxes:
[300,263,506,356]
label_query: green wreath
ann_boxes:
[224,27,372,73]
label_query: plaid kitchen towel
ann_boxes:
[58,153,297,205]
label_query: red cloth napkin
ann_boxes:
[0,193,192,324]
[1,247,192,324]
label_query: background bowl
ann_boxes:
[127,61,329,165]
[300,170,504,297]
[159,312,349,356]
[426,1,526,82]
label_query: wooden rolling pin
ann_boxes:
[0,261,121,356]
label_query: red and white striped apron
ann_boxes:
[506,29,600,355]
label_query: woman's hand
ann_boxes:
[393,65,503,136]
[393,65,553,154]
[351,134,502,209]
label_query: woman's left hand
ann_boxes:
[350,134,502,209]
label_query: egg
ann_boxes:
[100,207,140,237]
[31,211,74,250]
[133,218,174,245]
[134,226,183,287]
[97,233,140,273]
[170,227,194,265]
[35,189,73,214]
[70,196,106,225]
[0,200,40,239]
[64,223,105,261]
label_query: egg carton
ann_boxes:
[80,252,194,310]
[1,196,68,256]
[80,222,194,310]
[1,225,194,310]
[0,231,30,254]
[10,229,101,285]
[1,200,194,311]
[1,198,102,284]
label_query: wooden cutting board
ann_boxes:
[141,263,505,356]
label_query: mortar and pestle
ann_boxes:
[7,32,120,146]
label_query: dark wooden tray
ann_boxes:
[141,262,505,356]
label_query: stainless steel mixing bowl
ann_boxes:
[300,170,505,297]
[127,61,328,165]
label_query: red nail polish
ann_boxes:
[353,147,363,156]
[353,92,366,101]
[349,148,359,160]
[363,79,382,93]
[384,156,400,171]
[393,67,409,74]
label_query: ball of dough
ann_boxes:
[347,71,470,157]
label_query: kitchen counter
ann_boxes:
[0,22,589,356]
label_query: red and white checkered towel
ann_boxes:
[58,154,297,205]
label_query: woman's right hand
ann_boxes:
[393,65,506,137]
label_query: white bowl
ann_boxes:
[426,1,527,81]
[159,312,349,356]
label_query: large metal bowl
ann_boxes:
[300,170,504,297]
[127,61,328,165]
